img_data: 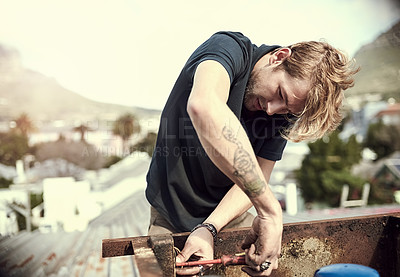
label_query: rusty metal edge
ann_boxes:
[150,234,176,277]
[102,212,400,276]
[387,215,400,277]
[102,237,134,258]
[102,212,400,258]
[132,237,164,277]
[281,211,400,228]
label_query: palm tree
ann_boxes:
[72,124,92,142]
[12,113,36,137]
[112,113,141,154]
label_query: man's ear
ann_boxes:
[270,48,292,65]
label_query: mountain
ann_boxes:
[1,21,399,122]
[346,20,400,102]
[0,45,160,122]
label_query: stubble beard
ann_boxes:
[244,71,258,110]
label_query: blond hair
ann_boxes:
[276,41,359,142]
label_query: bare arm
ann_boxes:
[205,158,276,232]
[187,60,281,218]
[176,156,277,276]
[176,60,282,276]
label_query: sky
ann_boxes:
[0,0,399,110]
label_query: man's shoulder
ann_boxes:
[211,31,250,43]
[214,31,246,37]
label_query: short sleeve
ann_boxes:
[185,32,252,84]
[242,113,290,161]
[256,137,287,161]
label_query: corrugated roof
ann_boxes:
[0,190,150,277]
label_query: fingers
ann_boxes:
[241,228,257,250]
[175,253,210,276]
[175,242,199,276]
[175,233,203,263]
[242,266,272,276]
[176,265,203,276]
[175,252,187,264]
[242,233,279,276]
[244,244,259,268]
[241,258,278,276]
[175,230,214,276]
[175,252,203,276]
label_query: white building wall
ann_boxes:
[43,177,91,232]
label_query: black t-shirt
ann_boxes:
[146,31,290,232]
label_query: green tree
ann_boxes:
[130,132,157,157]
[0,132,30,166]
[345,135,363,166]
[9,195,41,232]
[112,113,141,153]
[103,155,123,168]
[364,120,400,160]
[0,177,13,188]
[296,131,364,207]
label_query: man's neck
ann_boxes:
[253,52,272,72]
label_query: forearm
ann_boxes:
[188,98,281,218]
[204,184,252,232]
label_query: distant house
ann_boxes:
[375,103,400,125]
[371,152,400,203]
[373,156,400,189]
[341,101,387,141]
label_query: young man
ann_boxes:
[145,31,358,276]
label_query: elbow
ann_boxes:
[187,90,225,125]
[187,95,207,122]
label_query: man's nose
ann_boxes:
[266,101,285,115]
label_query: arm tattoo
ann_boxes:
[222,126,266,197]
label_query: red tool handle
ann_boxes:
[175,255,246,267]
[221,255,246,266]
[176,259,222,267]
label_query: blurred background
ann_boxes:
[0,0,399,276]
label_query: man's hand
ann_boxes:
[241,214,282,276]
[175,227,214,276]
